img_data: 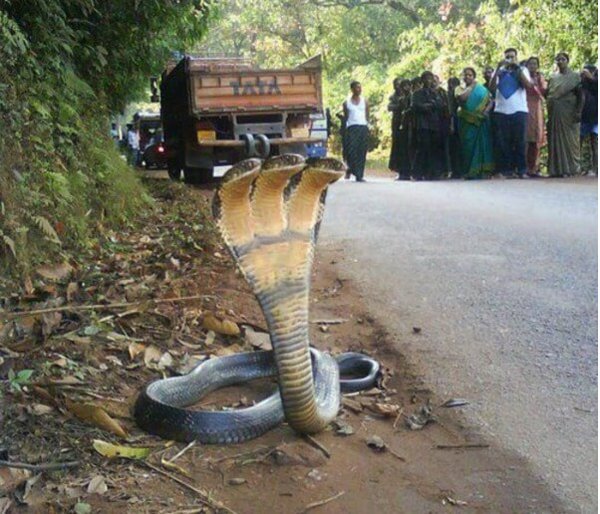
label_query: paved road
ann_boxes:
[319,176,598,513]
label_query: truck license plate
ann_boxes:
[197,130,216,142]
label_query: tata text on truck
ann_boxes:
[160,55,329,183]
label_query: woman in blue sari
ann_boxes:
[456,67,494,179]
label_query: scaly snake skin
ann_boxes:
[134,155,379,443]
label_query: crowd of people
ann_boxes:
[339,48,598,182]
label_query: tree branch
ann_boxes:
[311,0,421,24]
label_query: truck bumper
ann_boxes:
[196,136,325,148]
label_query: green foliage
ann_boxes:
[0,1,212,280]
[7,369,34,392]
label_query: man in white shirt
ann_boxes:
[489,48,532,178]
[127,124,140,166]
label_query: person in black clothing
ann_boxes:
[392,79,413,180]
[412,71,446,180]
[447,76,463,177]
[388,78,403,175]
[483,66,495,90]
[580,65,598,176]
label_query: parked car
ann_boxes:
[141,131,168,169]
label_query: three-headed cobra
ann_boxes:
[134,155,379,443]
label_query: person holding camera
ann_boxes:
[488,48,532,178]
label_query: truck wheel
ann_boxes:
[241,134,256,158]
[255,134,271,159]
[183,167,212,184]
[168,165,182,181]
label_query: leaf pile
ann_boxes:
[0,178,265,512]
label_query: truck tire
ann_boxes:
[183,167,212,184]
[168,164,182,181]
[255,134,271,159]
[241,134,256,158]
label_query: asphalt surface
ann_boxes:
[319,176,598,513]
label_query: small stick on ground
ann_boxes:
[435,443,490,450]
[141,461,238,514]
[392,408,404,430]
[4,294,213,319]
[166,441,196,464]
[0,459,81,472]
[388,448,406,462]
[302,434,331,459]
[210,446,273,463]
[161,509,205,514]
[301,491,345,513]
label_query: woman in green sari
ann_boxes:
[455,67,494,179]
[546,52,583,177]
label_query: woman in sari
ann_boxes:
[455,67,494,179]
[546,52,584,177]
[525,57,547,177]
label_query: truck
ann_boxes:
[159,55,329,183]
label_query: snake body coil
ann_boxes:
[134,155,379,443]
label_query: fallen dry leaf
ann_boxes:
[160,457,191,477]
[29,403,54,416]
[63,333,91,345]
[47,375,83,386]
[204,330,215,346]
[128,342,146,360]
[342,397,363,414]
[0,467,31,495]
[66,282,79,302]
[157,352,173,370]
[243,326,271,350]
[0,497,11,514]
[443,496,468,506]
[92,440,151,460]
[23,276,34,296]
[36,262,73,282]
[203,313,240,336]
[66,399,128,438]
[366,402,401,417]
[41,312,62,339]
[143,345,162,367]
[105,355,123,367]
[87,475,108,495]
[91,399,131,419]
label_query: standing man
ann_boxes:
[388,78,404,176]
[488,48,532,178]
[412,71,446,180]
[343,81,369,182]
[395,79,413,180]
[580,65,598,176]
[127,123,140,166]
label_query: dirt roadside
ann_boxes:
[0,176,570,514]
